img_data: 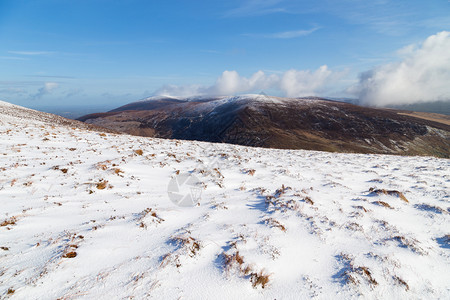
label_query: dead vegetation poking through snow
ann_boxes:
[390,236,426,255]
[136,208,164,228]
[160,235,202,268]
[96,180,109,190]
[335,253,378,288]
[223,250,271,289]
[0,216,17,227]
[369,188,409,203]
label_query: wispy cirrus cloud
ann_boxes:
[319,0,447,36]
[223,0,286,17]
[27,75,75,79]
[8,50,55,56]
[0,87,27,96]
[244,26,320,39]
[0,56,28,60]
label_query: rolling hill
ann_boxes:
[78,95,450,158]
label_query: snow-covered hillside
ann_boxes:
[0,102,449,299]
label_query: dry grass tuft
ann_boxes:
[414,203,447,214]
[355,266,378,286]
[393,275,409,291]
[250,271,270,289]
[246,169,256,176]
[96,180,108,190]
[62,251,77,258]
[1,217,17,227]
[136,208,164,227]
[134,149,143,155]
[264,218,286,232]
[391,236,425,254]
[353,205,368,213]
[275,184,291,198]
[223,250,271,289]
[214,168,224,178]
[161,235,202,268]
[373,201,392,209]
[338,254,378,287]
[224,251,245,271]
[304,196,314,205]
[369,188,408,203]
[113,168,124,175]
[172,236,201,257]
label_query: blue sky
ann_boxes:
[0,0,449,110]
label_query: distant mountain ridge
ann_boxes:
[78,95,450,158]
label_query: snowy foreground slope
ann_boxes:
[0,102,449,299]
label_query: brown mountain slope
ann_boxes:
[78,95,450,158]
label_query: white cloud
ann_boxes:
[280,66,334,97]
[210,70,278,95]
[0,56,28,60]
[31,82,59,100]
[351,31,450,106]
[9,51,55,56]
[155,84,206,98]
[44,82,58,91]
[223,0,285,17]
[244,27,320,39]
[154,66,341,98]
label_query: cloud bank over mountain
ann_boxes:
[155,31,450,107]
[155,66,342,98]
[351,31,450,106]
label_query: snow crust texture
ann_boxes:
[0,104,449,299]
